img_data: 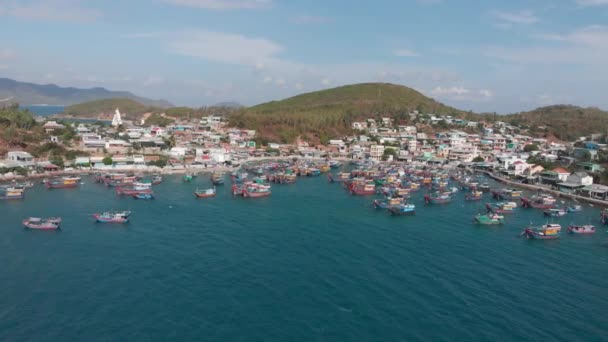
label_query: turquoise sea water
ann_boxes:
[1,174,607,341]
[20,105,65,116]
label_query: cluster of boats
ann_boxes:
[95,173,162,200]
[21,210,133,229]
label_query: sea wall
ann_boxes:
[481,171,608,208]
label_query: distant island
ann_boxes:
[0,78,172,108]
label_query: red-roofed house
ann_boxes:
[552,167,571,182]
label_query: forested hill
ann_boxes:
[502,105,608,141]
[230,83,470,143]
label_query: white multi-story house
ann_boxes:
[369,145,385,161]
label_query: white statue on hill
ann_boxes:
[112,108,123,127]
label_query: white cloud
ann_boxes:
[575,0,608,6]
[138,29,284,67]
[492,10,539,25]
[486,25,608,66]
[295,82,304,90]
[143,76,164,86]
[430,86,494,102]
[479,89,493,97]
[262,76,273,83]
[395,49,419,57]
[0,48,16,60]
[163,0,272,10]
[275,78,286,86]
[0,0,101,23]
[291,15,332,24]
[321,78,332,86]
[431,86,470,96]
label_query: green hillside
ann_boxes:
[230,83,469,143]
[503,105,608,141]
[63,98,156,120]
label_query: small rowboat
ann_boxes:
[567,225,595,234]
[23,217,60,230]
[195,188,216,198]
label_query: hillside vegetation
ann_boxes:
[63,98,156,120]
[503,105,608,141]
[230,83,469,143]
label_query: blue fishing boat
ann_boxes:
[373,197,404,210]
[389,204,416,216]
[133,193,154,200]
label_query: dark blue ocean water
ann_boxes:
[1,175,607,341]
[20,105,65,116]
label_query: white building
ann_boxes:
[370,145,385,161]
[112,108,123,127]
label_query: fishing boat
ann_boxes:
[242,183,271,198]
[307,168,321,177]
[350,182,376,196]
[465,190,484,201]
[328,172,351,183]
[544,208,567,217]
[567,205,582,212]
[424,192,452,204]
[0,187,24,200]
[22,217,60,230]
[194,187,216,198]
[151,175,163,185]
[115,186,153,196]
[329,160,342,169]
[522,223,561,240]
[478,183,491,193]
[601,209,608,225]
[567,225,595,234]
[211,172,225,185]
[388,204,416,216]
[492,188,522,200]
[521,195,556,209]
[183,174,193,182]
[133,193,154,200]
[93,211,131,223]
[474,213,504,225]
[373,197,404,210]
[486,202,517,214]
[45,176,81,189]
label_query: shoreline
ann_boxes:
[0,156,353,182]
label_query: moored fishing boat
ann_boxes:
[492,188,522,200]
[474,213,504,225]
[183,174,193,182]
[567,205,582,212]
[93,211,131,223]
[478,183,491,193]
[567,225,595,234]
[373,197,404,210]
[23,217,60,230]
[242,183,271,198]
[465,190,484,201]
[349,182,376,196]
[389,204,416,216]
[329,160,342,169]
[115,186,153,196]
[194,187,216,198]
[0,187,25,200]
[151,175,163,185]
[521,194,556,209]
[522,223,561,240]
[211,172,225,185]
[424,192,452,204]
[486,202,517,214]
[45,176,81,189]
[544,208,567,217]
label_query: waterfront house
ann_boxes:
[581,184,608,200]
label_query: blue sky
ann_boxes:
[1,0,607,112]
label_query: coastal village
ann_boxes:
[2,106,608,201]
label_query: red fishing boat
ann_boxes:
[23,217,60,230]
[520,195,556,209]
[242,183,271,198]
[195,187,216,198]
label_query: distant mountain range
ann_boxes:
[0,78,173,108]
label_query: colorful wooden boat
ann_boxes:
[492,188,522,200]
[183,174,193,182]
[373,197,404,210]
[474,213,504,225]
[521,195,556,209]
[115,186,153,196]
[389,204,416,216]
[350,183,376,196]
[93,211,131,223]
[23,217,60,230]
[195,187,216,198]
[465,190,484,201]
[424,192,452,204]
[0,187,24,200]
[544,208,567,217]
[478,183,491,193]
[242,183,271,198]
[211,173,225,185]
[567,205,582,212]
[522,224,561,240]
[567,225,595,234]
[45,176,80,189]
[486,202,517,214]
[151,175,163,185]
